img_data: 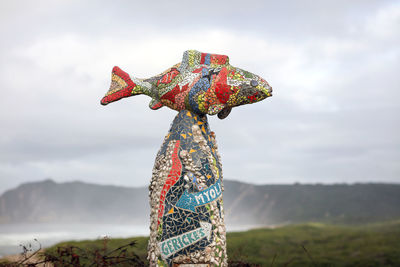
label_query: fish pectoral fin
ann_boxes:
[208,104,225,115]
[149,98,163,110]
[217,107,232,120]
[208,104,232,119]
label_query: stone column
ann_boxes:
[148,110,227,267]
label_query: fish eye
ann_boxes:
[250,80,258,87]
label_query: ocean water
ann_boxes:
[0,223,150,257]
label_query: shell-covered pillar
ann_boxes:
[148,110,227,267]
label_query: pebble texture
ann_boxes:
[148,111,227,267]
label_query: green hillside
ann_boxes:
[227,221,400,266]
[38,221,400,266]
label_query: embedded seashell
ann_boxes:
[180,150,188,158]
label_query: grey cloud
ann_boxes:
[0,0,399,193]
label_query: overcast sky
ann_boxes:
[0,0,399,194]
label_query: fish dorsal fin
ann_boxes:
[149,98,163,110]
[179,50,230,71]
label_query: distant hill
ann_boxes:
[223,181,400,224]
[1,179,400,225]
[0,179,148,224]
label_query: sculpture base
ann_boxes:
[148,111,227,267]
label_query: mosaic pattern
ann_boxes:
[148,111,227,266]
[101,50,272,120]
[101,50,273,266]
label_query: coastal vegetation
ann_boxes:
[2,221,399,266]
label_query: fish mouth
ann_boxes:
[268,85,273,95]
[262,85,273,97]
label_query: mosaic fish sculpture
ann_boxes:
[101,50,272,119]
[101,50,272,267]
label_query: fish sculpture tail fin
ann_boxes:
[101,66,150,105]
